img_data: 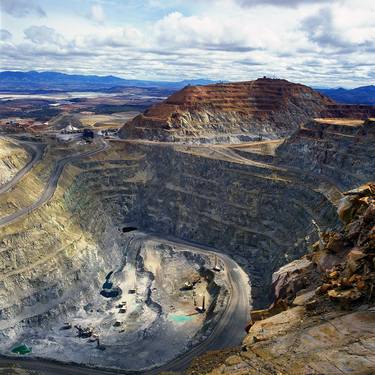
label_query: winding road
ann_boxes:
[0,136,46,195]
[0,138,109,228]
[0,234,250,375]
[0,137,251,374]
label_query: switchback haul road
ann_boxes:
[0,137,251,374]
[0,234,251,374]
[0,138,109,228]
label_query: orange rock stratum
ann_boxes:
[120,78,374,143]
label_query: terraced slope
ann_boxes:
[0,136,339,353]
[182,182,375,375]
[277,118,375,188]
[1,115,374,373]
[120,79,375,144]
[0,138,29,186]
[120,78,334,143]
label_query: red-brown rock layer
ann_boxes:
[120,78,335,142]
[120,78,375,143]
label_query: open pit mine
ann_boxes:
[0,78,375,375]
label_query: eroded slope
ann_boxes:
[1,112,374,373]
[120,78,335,143]
[183,183,375,375]
[0,138,29,186]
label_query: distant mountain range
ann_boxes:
[317,86,375,105]
[0,71,373,105]
[0,71,217,93]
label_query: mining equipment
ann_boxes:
[90,335,105,351]
[89,334,99,342]
[74,325,93,338]
[213,255,221,272]
[83,128,94,139]
[183,281,194,290]
[181,276,201,291]
[196,295,206,313]
[60,322,72,330]
[95,336,106,351]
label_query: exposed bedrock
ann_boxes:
[0,155,229,369]
[65,142,339,308]
[0,138,29,186]
[120,78,335,143]
[119,78,375,144]
[277,118,375,189]
[3,115,373,361]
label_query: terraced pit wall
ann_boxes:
[0,164,126,338]
[277,119,375,189]
[0,135,342,338]
[67,142,339,308]
[0,138,29,186]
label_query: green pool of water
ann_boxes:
[169,314,193,323]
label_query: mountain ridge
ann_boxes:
[1,71,373,105]
[0,70,217,92]
[318,85,375,105]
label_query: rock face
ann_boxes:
[182,183,375,375]
[120,78,335,143]
[2,107,375,372]
[120,78,375,144]
[2,115,374,353]
[277,118,375,188]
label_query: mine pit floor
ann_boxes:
[3,232,248,373]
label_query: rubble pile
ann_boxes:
[267,182,375,312]
[179,183,375,375]
[317,183,375,305]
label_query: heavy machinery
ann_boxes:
[74,325,93,338]
[213,255,221,272]
[196,295,206,313]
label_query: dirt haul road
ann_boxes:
[0,235,251,374]
[0,136,46,194]
[0,138,109,228]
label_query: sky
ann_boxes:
[0,0,374,87]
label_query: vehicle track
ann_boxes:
[0,138,250,374]
[0,234,251,375]
[0,136,46,195]
[0,138,109,228]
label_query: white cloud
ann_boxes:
[90,4,105,23]
[0,0,46,17]
[82,26,143,48]
[0,0,374,87]
[235,0,331,7]
[24,26,67,47]
[0,29,12,41]
[153,11,261,51]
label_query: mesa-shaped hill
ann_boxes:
[120,78,375,143]
[120,78,336,142]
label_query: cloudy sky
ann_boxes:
[1,0,374,87]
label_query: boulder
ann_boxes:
[271,257,315,303]
[347,247,367,274]
[327,288,362,303]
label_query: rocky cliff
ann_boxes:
[181,182,375,375]
[277,118,375,188]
